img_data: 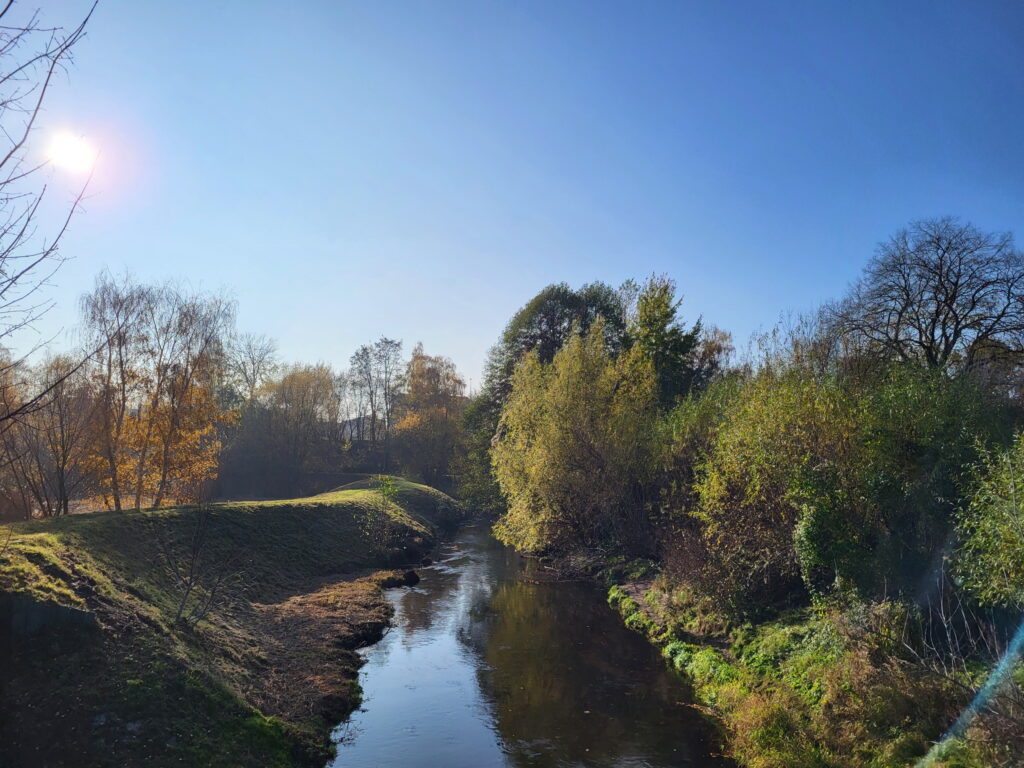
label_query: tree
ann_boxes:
[149,290,234,507]
[3,355,96,516]
[484,281,630,405]
[632,275,706,407]
[0,3,97,429]
[492,321,659,553]
[826,218,1024,374]
[374,338,403,472]
[451,391,506,514]
[157,506,244,628]
[393,343,465,488]
[349,344,379,446]
[80,273,150,512]
[265,363,341,479]
[81,275,234,510]
[458,281,631,510]
[228,333,278,401]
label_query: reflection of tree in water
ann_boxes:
[459,557,728,767]
[394,563,462,637]
[394,528,506,642]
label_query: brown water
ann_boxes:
[330,524,730,768]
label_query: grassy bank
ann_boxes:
[0,478,464,768]
[607,574,996,768]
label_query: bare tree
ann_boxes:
[349,344,378,445]
[826,218,1024,374]
[375,337,403,471]
[3,354,95,516]
[228,332,278,401]
[158,506,243,628]
[344,339,405,469]
[0,3,98,427]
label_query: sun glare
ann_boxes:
[48,131,98,173]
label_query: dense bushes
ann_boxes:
[490,276,725,553]
[660,361,1007,614]
[955,434,1024,610]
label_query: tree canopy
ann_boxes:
[826,217,1024,374]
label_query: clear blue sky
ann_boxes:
[30,0,1024,385]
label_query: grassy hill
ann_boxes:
[0,478,465,768]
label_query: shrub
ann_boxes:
[660,361,1004,615]
[492,322,659,553]
[956,433,1024,609]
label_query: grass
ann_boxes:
[607,574,978,768]
[0,477,465,768]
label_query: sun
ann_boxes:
[47,131,97,173]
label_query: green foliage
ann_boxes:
[485,281,630,403]
[492,322,659,553]
[634,351,1013,764]
[659,361,1003,613]
[617,580,962,768]
[451,391,506,514]
[853,365,1004,590]
[486,256,1023,765]
[632,275,702,407]
[683,365,860,609]
[956,433,1024,608]
[456,281,634,514]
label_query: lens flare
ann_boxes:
[47,131,97,173]
[915,616,1024,766]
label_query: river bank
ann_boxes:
[606,571,982,768]
[0,478,464,768]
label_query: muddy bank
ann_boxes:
[249,570,415,732]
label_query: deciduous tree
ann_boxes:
[826,218,1024,374]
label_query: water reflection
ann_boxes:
[331,525,729,768]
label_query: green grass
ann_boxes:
[608,577,978,768]
[0,477,465,768]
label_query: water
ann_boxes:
[330,524,730,768]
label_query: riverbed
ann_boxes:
[330,523,729,768]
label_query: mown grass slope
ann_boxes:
[0,477,464,768]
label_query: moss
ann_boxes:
[624,610,655,634]
[607,584,628,609]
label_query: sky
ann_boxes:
[23,0,1024,386]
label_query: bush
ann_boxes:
[659,361,1004,615]
[956,433,1024,609]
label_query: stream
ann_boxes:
[330,523,729,768]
